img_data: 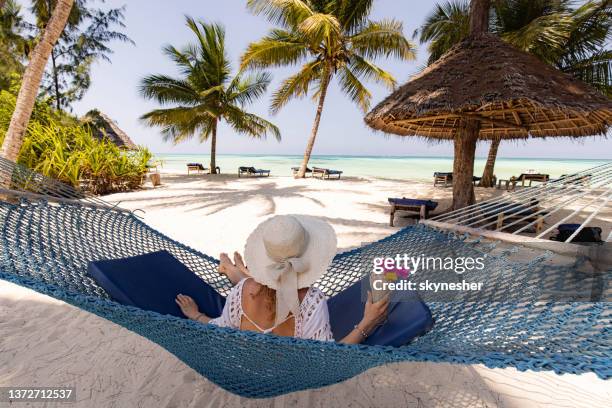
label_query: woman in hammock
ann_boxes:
[176,215,388,343]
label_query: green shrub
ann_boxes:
[0,90,151,195]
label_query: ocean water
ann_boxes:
[153,153,609,181]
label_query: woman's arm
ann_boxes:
[176,294,211,323]
[340,292,389,344]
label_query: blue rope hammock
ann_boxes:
[0,160,609,398]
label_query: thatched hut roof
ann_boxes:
[365,33,612,140]
[83,111,137,149]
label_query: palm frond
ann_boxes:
[502,12,573,65]
[561,49,612,96]
[338,66,371,112]
[350,19,416,61]
[224,105,282,141]
[240,29,309,69]
[228,71,273,106]
[270,60,322,113]
[349,54,396,89]
[246,0,314,29]
[140,106,215,144]
[413,0,469,65]
[138,75,200,105]
[332,0,375,33]
[297,13,342,47]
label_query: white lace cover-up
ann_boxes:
[209,278,333,341]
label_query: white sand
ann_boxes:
[1,173,610,407]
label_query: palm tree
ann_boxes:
[242,0,415,178]
[415,0,611,187]
[139,18,280,174]
[1,0,74,164]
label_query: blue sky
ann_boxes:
[61,0,612,158]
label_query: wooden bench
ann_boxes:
[388,198,438,227]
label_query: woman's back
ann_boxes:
[241,278,308,337]
[210,278,333,341]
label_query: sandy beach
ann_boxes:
[1,173,610,407]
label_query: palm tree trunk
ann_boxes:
[296,66,332,179]
[210,119,218,174]
[469,0,490,35]
[0,0,74,165]
[452,119,479,210]
[480,138,500,187]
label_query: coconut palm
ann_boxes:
[139,18,280,174]
[415,0,611,187]
[1,0,74,164]
[242,0,415,178]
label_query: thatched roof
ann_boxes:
[365,33,612,140]
[84,111,137,149]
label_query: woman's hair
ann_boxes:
[253,284,277,319]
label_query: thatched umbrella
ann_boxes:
[365,0,612,210]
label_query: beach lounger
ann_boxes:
[291,166,312,176]
[238,166,270,177]
[497,173,549,191]
[89,251,433,347]
[312,167,342,179]
[187,163,220,175]
[434,172,481,187]
[433,172,453,187]
[388,198,438,226]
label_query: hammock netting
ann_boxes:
[0,159,610,398]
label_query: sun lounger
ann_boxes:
[187,163,220,175]
[312,167,342,179]
[388,198,438,226]
[238,166,270,177]
[433,172,453,187]
[497,173,549,191]
[291,166,312,176]
[434,172,481,187]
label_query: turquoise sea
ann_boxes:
[153,154,610,181]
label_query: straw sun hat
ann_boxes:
[244,215,337,325]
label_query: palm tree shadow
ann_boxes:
[124,182,325,217]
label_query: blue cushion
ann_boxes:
[388,198,438,210]
[87,250,225,319]
[327,277,434,347]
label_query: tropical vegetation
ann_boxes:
[242,0,416,178]
[414,0,611,186]
[0,88,151,195]
[139,17,281,174]
[31,0,132,110]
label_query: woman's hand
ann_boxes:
[175,294,201,320]
[340,292,390,344]
[359,291,389,334]
[218,252,249,284]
